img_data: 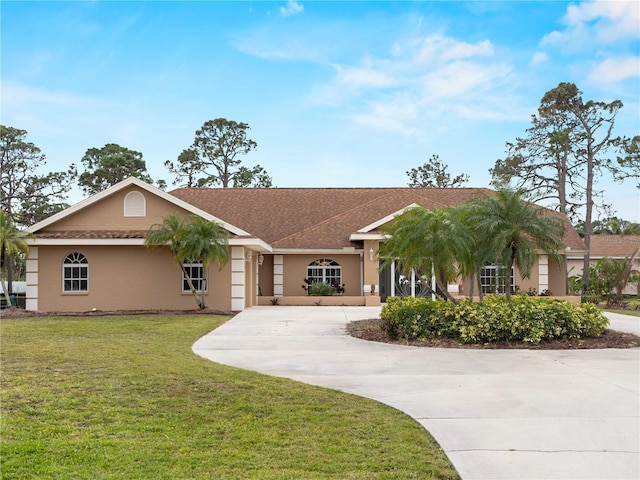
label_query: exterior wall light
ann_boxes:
[369,248,375,261]
[257,253,264,266]
[246,251,253,262]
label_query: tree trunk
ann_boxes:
[581,140,595,294]
[505,253,516,303]
[200,266,209,309]
[1,277,12,308]
[435,277,458,304]
[180,264,204,309]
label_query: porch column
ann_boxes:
[230,247,246,311]
[273,254,283,297]
[363,240,381,306]
[538,254,549,295]
[25,247,38,311]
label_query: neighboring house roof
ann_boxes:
[588,235,640,258]
[170,187,586,252]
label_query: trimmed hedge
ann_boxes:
[380,295,609,345]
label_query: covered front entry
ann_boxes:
[378,261,435,302]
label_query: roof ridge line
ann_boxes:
[272,190,419,244]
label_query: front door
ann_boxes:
[379,261,433,302]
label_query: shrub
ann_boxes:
[380,295,609,345]
[308,282,335,296]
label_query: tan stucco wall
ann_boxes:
[282,254,362,296]
[258,254,274,296]
[44,186,192,232]
[458,256,568,297]
[34,245,232,312]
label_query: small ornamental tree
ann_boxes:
[467,190,565,303]
[145,213,229,309]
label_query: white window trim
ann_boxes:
[181,262,208,293]
[306,259,342,286]
[62,252,89,293]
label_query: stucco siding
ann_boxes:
[258,254,274,296]
[282,254,362,296]
[44,186,192,232]
[34,245,232,312]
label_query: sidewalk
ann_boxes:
[193,306,640,480]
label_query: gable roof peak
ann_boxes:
[27,177,250,236]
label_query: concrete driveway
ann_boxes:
[193,306,640,480]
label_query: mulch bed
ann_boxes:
[347,318,640,350]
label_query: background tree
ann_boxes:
[467,190,565,303]
[1,125,77,227]
[490,82,631,292]
[0,210,31,304]
[165,118,271,188]
[144,213,229,309]
[78,143,154,195]
[614,135,640,188]
[574,217,640,236]
[232,165,273,188]
[407,155,469,188]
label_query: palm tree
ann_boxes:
[0,211,32,307]
[597,248,640,299]
[452,204,497,301]
[378,205,474,303]
[467,189,566,302]
[145,213,229,309]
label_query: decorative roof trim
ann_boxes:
[25,177,251,237]
[26,236,273,251]
[269,248,362,255]
[26,238,148,246]
[356,203,420,233]
[229,238,273,252]
[349,233,386,241]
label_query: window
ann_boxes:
[124,191,145,217]
[63,253,88,292]
[182,263,207,292]
[480,264,514,294]
[306,258,342,288]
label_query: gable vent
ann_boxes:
[124,191,146,217]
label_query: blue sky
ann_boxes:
[2,0,639,221]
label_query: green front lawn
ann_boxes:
[1,315,458,479]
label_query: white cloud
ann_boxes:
[542,0,639,48]
[280,1,303,18]
[334,64,396,89]
[530,52,548,65]
[310,33,513,135]
[587,56,640,84]
[2,80,109,109]
[416,36,494,63]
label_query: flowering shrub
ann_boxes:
[380,295,609,344]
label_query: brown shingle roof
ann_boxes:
[589,235,640,257]
[169,187,586,251]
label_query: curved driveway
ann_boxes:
[193,306,640,480]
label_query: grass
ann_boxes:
[1,315,459,479]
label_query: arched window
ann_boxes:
[306,258,342,288]
[63,253,88,292]
[124,191,146,217]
